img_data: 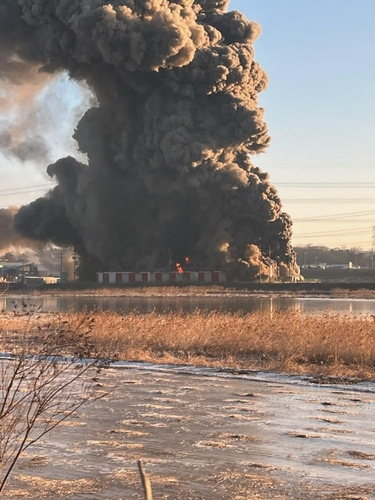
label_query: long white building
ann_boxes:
[96,271,234,284]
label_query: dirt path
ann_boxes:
[6,365,375,499]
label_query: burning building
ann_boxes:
[0,0,299,281]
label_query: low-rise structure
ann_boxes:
[96,271,233,284]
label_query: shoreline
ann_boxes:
[4,281,375,299]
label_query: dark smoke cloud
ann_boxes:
[0,130,50,163]
[1,0,298,280]
[0,206,41,252]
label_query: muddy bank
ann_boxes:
[6,365,375,499]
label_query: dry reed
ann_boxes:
[1,310,375,380]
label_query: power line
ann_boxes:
[284,199,375,203]
[259,164,375,169]
[277,182,375,188]
[293,234,372,242]
[293,209,375,222]
[296,228,369,238]
[0,190,51,198]
[0,174,48,181]
[0,184,52,195]
[295,219,375,223]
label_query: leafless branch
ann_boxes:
[0,306,113,493]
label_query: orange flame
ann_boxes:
[176,262,184,274]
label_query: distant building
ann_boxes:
[0,261,37,282]
[325,264,350,269]
[24,276,59,285]
[37,266,51,277]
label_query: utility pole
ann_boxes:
[304,251,312,267]
[60,249,63,282]
[268,246,272,282]
[72,251,77,282]
[22,258,25,285]
[168,247,172,272]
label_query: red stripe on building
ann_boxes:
[129,272,136,283]
[212,271,220,283]
[155,272,162,282]
[103,273,109,284]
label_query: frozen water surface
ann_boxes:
[6,362,375,499]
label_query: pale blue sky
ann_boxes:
[1,1,375,249]
[232,0,375,249]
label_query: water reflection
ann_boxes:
[1,295,375,315]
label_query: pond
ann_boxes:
[1,295,375,315]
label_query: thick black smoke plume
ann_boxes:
[0,207,40,251]
[1,0,298,280]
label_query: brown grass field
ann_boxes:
[2,309,375,381]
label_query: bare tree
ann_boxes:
[0,305,112,493]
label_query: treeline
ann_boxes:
[294,246,375,268]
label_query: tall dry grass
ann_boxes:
[1,310,375,380]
